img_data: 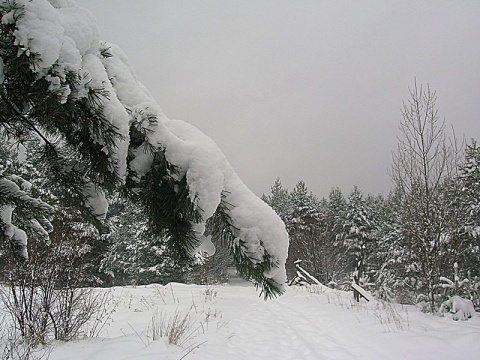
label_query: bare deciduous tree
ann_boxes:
[390,80,462,312]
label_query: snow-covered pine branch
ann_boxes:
[0,175,54,258]
[0,0,288,295]
[439,276,454,289]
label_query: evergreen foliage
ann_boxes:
[0,1,289,296]
[262,177,290,223]
[0,140,54,258]
[459,141,480,238]
[187,233,232,285]
[264,150,480,308]
[0,138,106,282]
[339,186,377,292]
[207,193,283,299]
[286,181,323,279]
[0,0,119,225]
[101,196,188,286]
[263,182,352,286]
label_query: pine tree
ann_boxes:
[366,190,412,302]
[262,177,290,223]
[0,138,107,285]
[286,181,322,280]
[0,0,288,297]
[339,186,376,299]
[323,188,350,286]
[455,140,480,276]
[326,187,347,248]
[100,196,188,286]
[459,141,480,235]
[0,140,54,259]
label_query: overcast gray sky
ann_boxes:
[77,0,480,198]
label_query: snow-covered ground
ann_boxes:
[42,282,480,360]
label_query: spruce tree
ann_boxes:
[455,140,480,276]
[340,186,376,293]
[459,141,480,234]
[262,177,290,223]
[286,180,322,279]
[101,196,188,286]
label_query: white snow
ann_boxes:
[78,53,130,178]
[0,175,54,255]
[12,0,130,179]
[81,182,108,221]
[30,219,50,238]
[0,175,55,213]
[0,205,28,258]
[193,232,216,256]
[13,226,28,258]
[351,281,374,302]
[440,296,476,321]
[6,174,32,190]
[32,283,480,360]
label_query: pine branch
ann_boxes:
[207,192,283,299]
[0,87,56,148]
[127,148,202,261]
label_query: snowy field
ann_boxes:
[38,282,480,360]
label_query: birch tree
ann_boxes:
[390,80,461,312]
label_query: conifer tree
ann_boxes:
[326,187,347,248]
[323,188,350,285]
[459,141,480,234]
[455,140,480,275]
[340,186,376,294]
[0,0,288,297]
[262,177,290,223]
[286,180,322,279]
[101,197,188,286]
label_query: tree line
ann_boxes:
[263,83,480,312]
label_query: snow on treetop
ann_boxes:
[5,0,289,288]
